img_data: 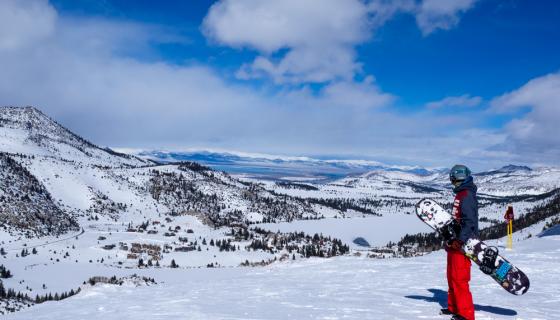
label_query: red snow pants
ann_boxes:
[447,249,475,320]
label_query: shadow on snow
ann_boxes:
[405,288,517,316]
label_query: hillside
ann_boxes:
[2,106,558,244]
[0,106,327,237]
[0,153,77,236]
[245,163,560,252]
[0,106,146,167]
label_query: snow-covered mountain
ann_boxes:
[334,165,560,198]
[0,106,146,168]
[130,149,560,199]
[0,106,352,311]
[1,106,558,240]
[247,163,560,239]
[0,106,324,237]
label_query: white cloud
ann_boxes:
[490,72,560,163]
[203,0,369,53]
[426,94,482,109]
[415,0,478,35]
[0,0,57,51]
[203,0,370,84]
[203,0,479,84]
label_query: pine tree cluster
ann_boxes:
[0,265,12,279]
[247,230,349,258]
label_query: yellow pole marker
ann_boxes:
[504,205,514,250]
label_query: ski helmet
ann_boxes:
[449,164,471,183]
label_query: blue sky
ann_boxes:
[49,0,560,100]
[1,0,559,169]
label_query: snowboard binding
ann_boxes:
[440,220,461,242]
[480,246,499,274]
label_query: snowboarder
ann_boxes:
[441,164,478,320]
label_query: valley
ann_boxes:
[0,106,559,317]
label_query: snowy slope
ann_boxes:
[252,163,560,233]
[0,106,326,237]
[0,106,146,167]
[0,106,348,295]
[474,167,560,196]
[5,234,559,320]
[0,153,77,236]
[331,166,560,198]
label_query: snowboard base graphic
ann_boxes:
[415,198,530,295]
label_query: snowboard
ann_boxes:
[415,198,530,295]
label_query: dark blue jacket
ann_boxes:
[452,176,479,243]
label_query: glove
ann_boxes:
[447,239,463,251]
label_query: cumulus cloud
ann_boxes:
[426,94,482,109]
[203,0,479,84]
[490,72,560,163]
[202,0,370,53]
[203,0,370,84]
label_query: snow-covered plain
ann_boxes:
[6,234,559,320]
[259,214,428,249]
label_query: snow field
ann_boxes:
[5,234,559,320]
[0,215,273,296]
[259,214,430,249]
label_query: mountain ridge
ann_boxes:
[0,106,147,168]
[0,106,325,236]
[128,149,548,182]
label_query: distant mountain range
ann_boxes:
[127,149,444,181]
[128,149,541,184]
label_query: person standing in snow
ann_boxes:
[441,164,479,320]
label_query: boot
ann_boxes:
[440,308,454,315]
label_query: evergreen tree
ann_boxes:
[0,265,12,278]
